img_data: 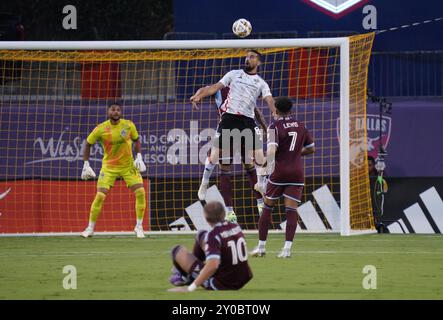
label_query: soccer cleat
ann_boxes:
[197,182,208,201]
[81,227,94,238]
[169,267,191,286]
[225,211,237,223]
[257,202,264,216]
[250,246,266,257]
[277,248,291,258]
[134,225,146,238]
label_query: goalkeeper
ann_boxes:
[80,103,147,238]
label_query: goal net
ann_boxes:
[0,34,375,236]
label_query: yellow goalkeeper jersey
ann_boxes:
[87,119,139,170]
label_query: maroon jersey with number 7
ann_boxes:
[267,114,314,184]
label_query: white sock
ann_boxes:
[88,221,95,230]
[227,206,234,213]
[257,198,264,206]
[258,240,266,248]
[256,165,268,186]
[136,219,143,227]
[202,158,216,184]
[284,241,292,250]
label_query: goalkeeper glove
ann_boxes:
[81,161,96,180]
[134,153,146,173]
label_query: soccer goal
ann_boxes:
[0,34,375,236]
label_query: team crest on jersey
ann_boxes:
[302,0,370,18]
[120,128,128,138]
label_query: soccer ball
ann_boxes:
[232,18,252,38]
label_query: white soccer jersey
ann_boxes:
[218,69,272,119]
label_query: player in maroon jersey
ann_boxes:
[251,97,315,258]
[168,201,253,292]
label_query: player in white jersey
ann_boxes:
[191,50,276,223]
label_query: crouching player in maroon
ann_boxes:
[251,97,315,258]
[168,201,253,292]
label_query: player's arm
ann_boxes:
[190,83,225,110]
[81,130,97,180]
[83,142,92,162]
[189,258,220,291]
[263,95,276,117]
[266,143,277,165]
[131,123,146,173]
[301,145,315,156]
[301,128,315,156]
[264,124,279,176]
[254,107,267,135]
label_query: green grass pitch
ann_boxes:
[0,233,442,299]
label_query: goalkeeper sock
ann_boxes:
[202,157,216,184]
[135,188,146,225]
[88,192,106,227]
[257,198,264,206]
[285,207,298,242]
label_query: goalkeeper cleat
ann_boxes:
[81,227,94,238]
[277,248,292,258]
[169,267,191,286]
[134,225,146,238]
[225,211,237,223]
[197,182,208,201]
[250,246,266,257]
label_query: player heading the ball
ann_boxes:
[80,103,147,238]
[190,50,276,223]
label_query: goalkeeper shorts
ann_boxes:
[97,166,143,190]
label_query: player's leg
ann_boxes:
[215,114,237,222]
[278,186,302,258]
[81,169,116,238]
[170,244,216,289]
[251,124,268,197]
[170,230,207,286]
[198,147,219,201]
[242,161,264,215]
[251,182,283,257]
[219,163,237,222]
[124,167,146,238]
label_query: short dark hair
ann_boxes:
[204,201,226,224]
[275,96,293,114]
[107,102,122,109]
[248,49,263,61]
[368,156,375,164]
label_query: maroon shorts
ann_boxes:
[265,181,303,203]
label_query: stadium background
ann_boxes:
[0,0,442,234]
